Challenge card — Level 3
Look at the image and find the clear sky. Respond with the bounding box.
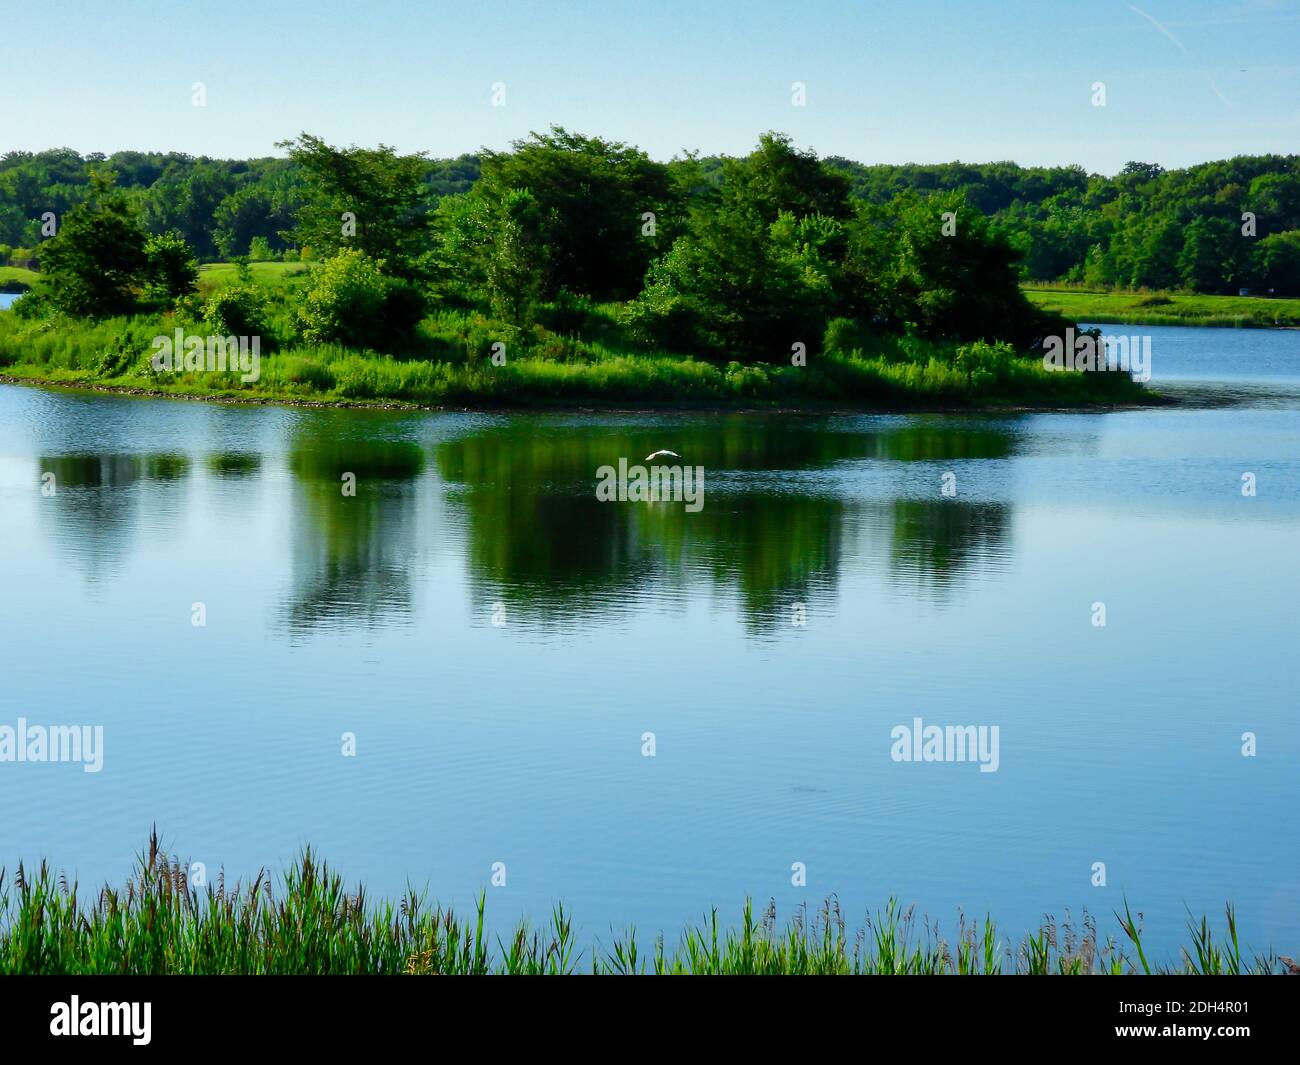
[5,0,1298,174]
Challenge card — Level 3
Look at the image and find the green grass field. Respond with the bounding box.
[0,832,1287,974]
[1023,284,1300,327]
[0,265,38,291]
[197,260,312,290]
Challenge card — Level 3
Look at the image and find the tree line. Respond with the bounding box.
[4,141,1298,297]
[12,129,1071,367]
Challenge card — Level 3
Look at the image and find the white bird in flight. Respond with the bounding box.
[645,449,680,461]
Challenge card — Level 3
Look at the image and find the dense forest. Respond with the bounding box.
[3,142,1298,295]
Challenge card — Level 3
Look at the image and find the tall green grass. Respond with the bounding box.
[0,302,1151,410]
[0,268,1152,410]
[0,832,1287,975]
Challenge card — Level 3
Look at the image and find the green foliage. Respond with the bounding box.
[296,248,425,348]
[721,132,852,224]
[628,138,1052,360]
[143,231,199,302]
[859,192,1059,346]
[475,126,677,301]
[0,296,1150,411]
[36,170,150,317]
[1255,230,1300,293]
[486,188,547,325]
[822,315,876,356]
[5,144,1300,295]
[202,281,268,337]
[5,127,1208,405]
[277,134,434,280]
[627,136,855,361]
[211,172,301,258]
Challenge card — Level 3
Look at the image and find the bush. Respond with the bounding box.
[536,289,599,336]
[203,282,268,337]
[94,334,138,378]
[296,249,426,350]
[823,316,876,357]
[143,232,199,302]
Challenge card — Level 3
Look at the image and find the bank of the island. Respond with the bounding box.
[0,264,1158,413]
[1,132,1182,414]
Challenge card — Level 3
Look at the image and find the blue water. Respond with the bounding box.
[0,322,1297,964]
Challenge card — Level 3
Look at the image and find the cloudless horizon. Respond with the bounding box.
[4,0,1299,173]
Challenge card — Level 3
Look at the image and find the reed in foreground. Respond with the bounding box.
[0,832,1290,975]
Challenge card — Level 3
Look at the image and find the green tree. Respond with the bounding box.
[143,231,199,302]
[279,134,435,280]
[487,188,548,325]
[213,175,301,258]
[1253,230,1300,294]
[37,170,149,316]
[718,132,852,225]
[849,192,1055,347]
[1177,217,1236,292]
[1130,218,1183,290]
[475,127,677,301]
[630,218,840,361]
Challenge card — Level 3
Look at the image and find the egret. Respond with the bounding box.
[645,449,680,461]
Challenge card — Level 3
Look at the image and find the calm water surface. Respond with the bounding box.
[0,323,1297,960]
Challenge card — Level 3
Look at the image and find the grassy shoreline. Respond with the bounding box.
[6,265,1287,412]
[14,264,1296,412]
[1,834,1288,975]
[0,274,1155,412]
[0,367,1167,415]
[1024,284,1300,328]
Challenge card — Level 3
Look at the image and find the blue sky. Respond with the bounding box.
[5,0,1298,173]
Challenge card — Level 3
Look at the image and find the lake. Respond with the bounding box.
[0,322,1297,962]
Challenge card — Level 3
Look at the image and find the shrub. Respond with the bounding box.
[203,282,268,337]
[143,232,199,302]
[536,289,598,336]
[296,249,426,350]
[823,316,876,357]
[94,334,138,378]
